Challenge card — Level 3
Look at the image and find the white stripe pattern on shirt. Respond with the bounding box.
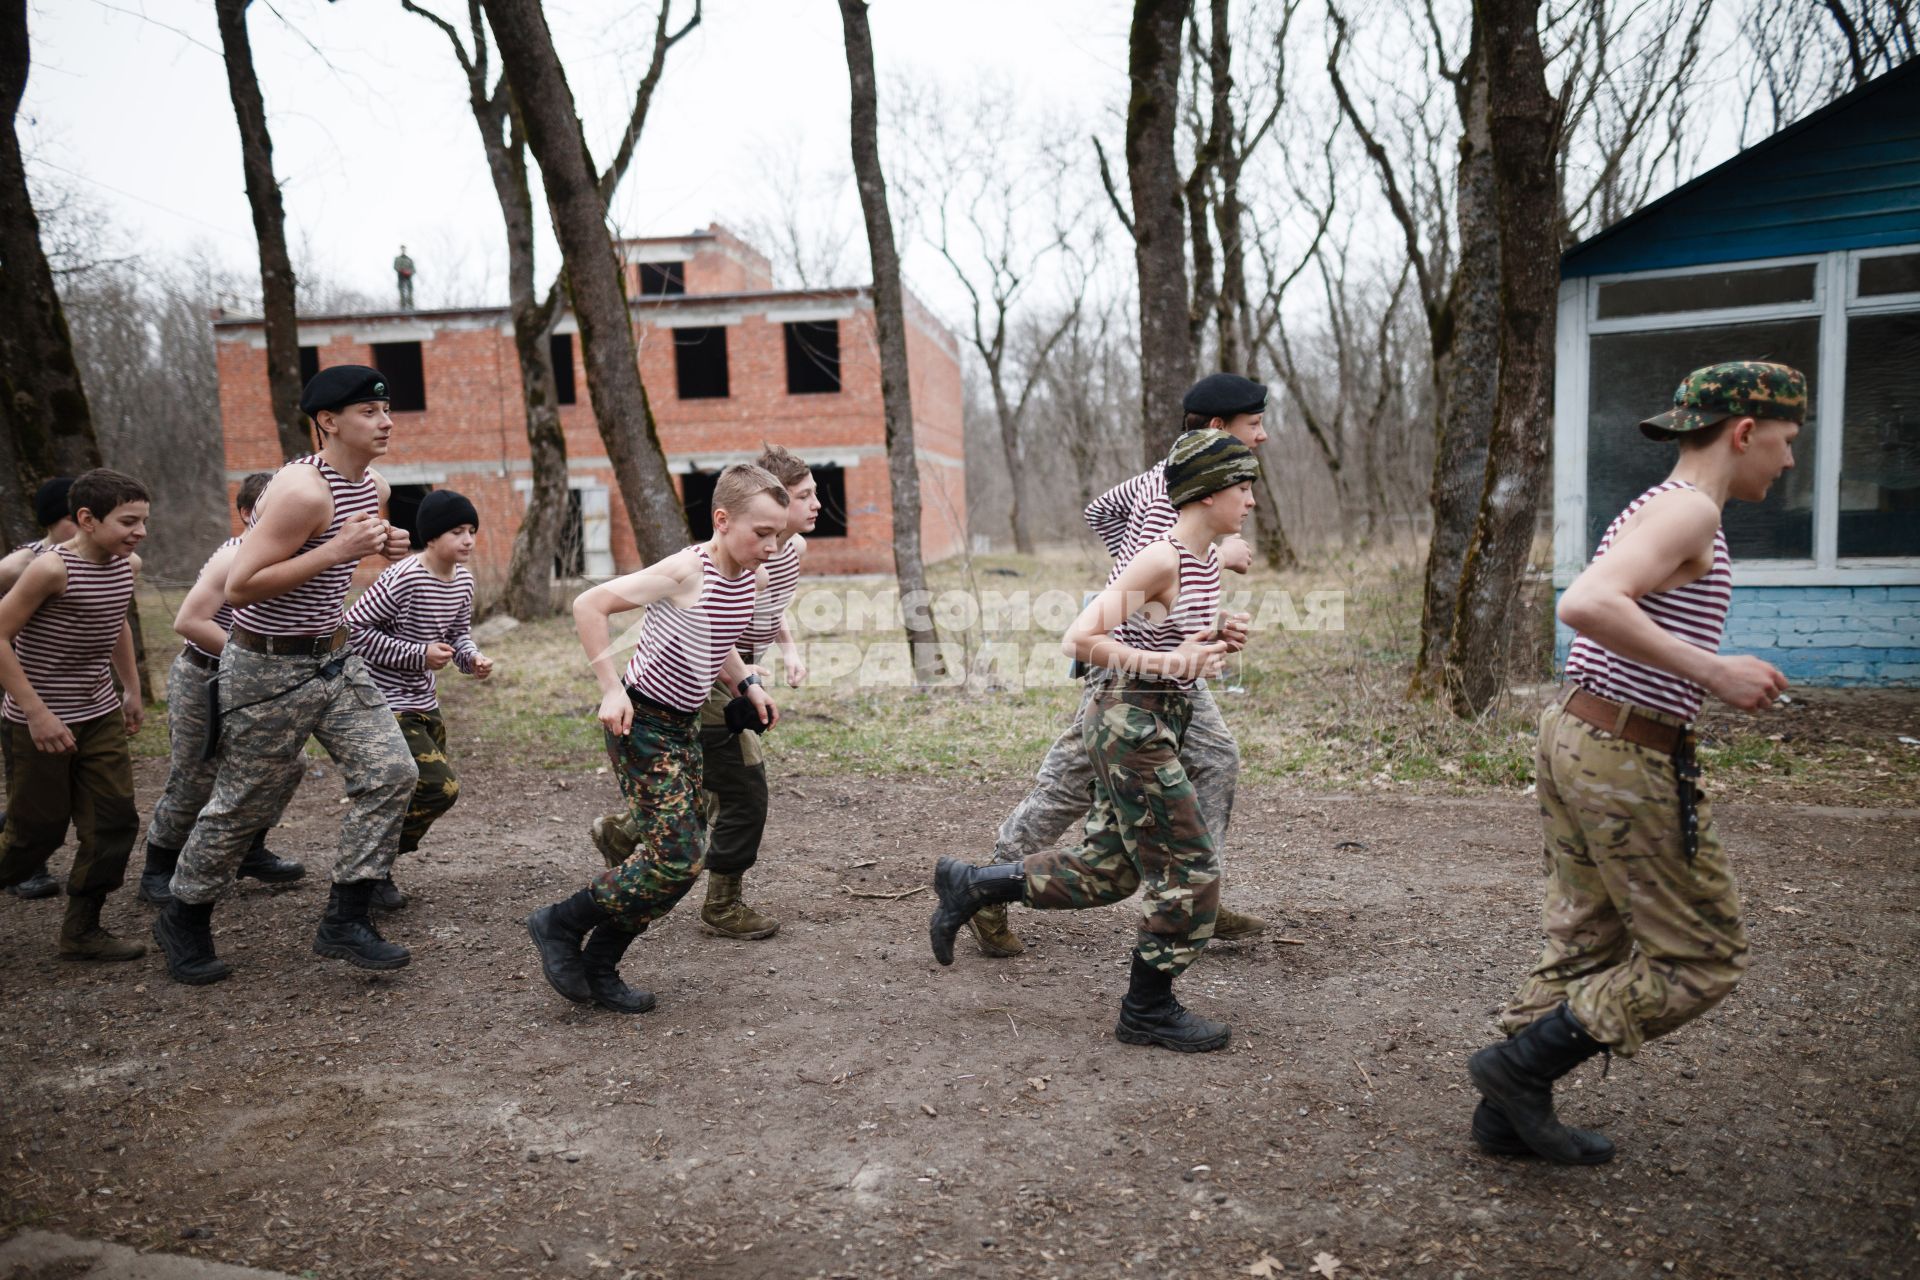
[2,546,134,726]
[738,536,803,659]
[345,556,479,712]
[1085,463,1178,582]
[233,454,380,637]
[1112,535,1222,689]
[1565,479,1732,722]
[183,536,243,662]
[624,546,759,713]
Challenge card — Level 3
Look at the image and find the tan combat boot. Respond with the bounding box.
[699,872,780,940]
[1213,905,1267,940]
[58,893,147,962]
[589,812,638,869]
[967,904,1026,957]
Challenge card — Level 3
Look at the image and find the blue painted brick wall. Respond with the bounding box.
[1554,585,1920,686]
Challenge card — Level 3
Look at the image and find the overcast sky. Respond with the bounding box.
[23,0,1133,319]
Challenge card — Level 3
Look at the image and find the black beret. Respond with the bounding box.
[300,364,392,417]
[1182,372,1267,420]
[416,488,479,546]
[35,476,75,528]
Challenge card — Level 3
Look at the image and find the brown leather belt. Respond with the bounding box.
[229,623,348,657]
[180,645,219,672]
[1562,684,1687,755]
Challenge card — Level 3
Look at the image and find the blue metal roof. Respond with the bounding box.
[1562,60,1920,278]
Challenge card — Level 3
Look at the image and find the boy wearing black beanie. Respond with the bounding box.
[345,489,495,908]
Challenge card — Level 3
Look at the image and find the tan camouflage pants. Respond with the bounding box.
[148,651,304,852]
[1500,697,1750,1057]
[397,709,460,854]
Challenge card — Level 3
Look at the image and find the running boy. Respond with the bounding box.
[1467,362,1801,1165]
[589,444,820,940]
[346,488,495,909]
[138,472,307,906]
[528,464,787,1014]
[0,475,78,899]
[930,430,1259,1052]
[0,468,149,959]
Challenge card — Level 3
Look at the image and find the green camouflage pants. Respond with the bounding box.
[0,715,137,896]
[696,682,767,876]
[148,651,304,851]
[993,676,1237,864]
[397,709,460,854]
[171,647,416,903]
[1500,696,1750,1057]
[1020,683,1220,976]
[590,697,705,931]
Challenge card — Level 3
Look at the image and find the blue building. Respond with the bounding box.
[1554,60,1919,686]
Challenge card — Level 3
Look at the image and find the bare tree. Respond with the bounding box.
[214,0,308,463]
[404,0,697,617]
[837,0,941,680]
[1740,0,1915,142]
[736,137,859,290]
[478,0,690,569]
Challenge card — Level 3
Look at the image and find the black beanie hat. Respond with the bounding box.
[416,489,479,546]
[35,477,75,528]
[300,364,391,418]
[1182,372,1267,420]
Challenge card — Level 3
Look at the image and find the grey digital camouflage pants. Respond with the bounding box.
[993,677,1238,864]
[147,650,305,852]
[171,646,415,904]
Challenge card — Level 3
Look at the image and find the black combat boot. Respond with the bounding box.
[152,899,232,985]
[8,862,59,900]
[1467,1004,1609,1164]
[1114,951,1231,1052]
[236,832,305,885]
[928,857,1026,966]
[526,889,609,1004]
[137,842,181,905]
[1471,1099,1615,1163]
[312,880,411,970]
[368,876,409,911]
[580,924,655,1014]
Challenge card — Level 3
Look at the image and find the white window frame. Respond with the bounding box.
[1555,246,1920,587]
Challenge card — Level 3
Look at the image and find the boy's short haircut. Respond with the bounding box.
[69,468,150,521]
[712,463,789,521]
[237,472,274,512]
[755,444,814,490]
[1673,419,1735,451]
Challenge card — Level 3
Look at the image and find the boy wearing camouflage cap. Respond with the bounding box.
[1468,361,1801,1165]
[929,430,1258,1053]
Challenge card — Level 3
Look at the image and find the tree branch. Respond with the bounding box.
[1091,134,1136,240]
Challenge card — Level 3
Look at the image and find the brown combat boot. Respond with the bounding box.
[58,892,147,962]
[967,904,1026,957]
[1213,905,1267,940]
[589,812,637,869]
[699,872,780,940]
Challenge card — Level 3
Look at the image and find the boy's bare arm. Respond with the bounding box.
[227,469,386,607]
[0,546,37,597]
[1062,544,1230,682]
[111,619,142,734]
[0,554,73,750]
[574,553,700,733]
[174,543,240,656]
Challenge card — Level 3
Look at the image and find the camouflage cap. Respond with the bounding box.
[1639,361,1807,440]
[1164,428,1260,508]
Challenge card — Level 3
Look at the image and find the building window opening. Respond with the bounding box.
[550,333,577,405]
[681,468,719,540]
[298,345,320,387]
[785,320,841,394]
[370,341,427,412]
[674,327,731,400]
[637,261,685,297]
[809,464,849,538]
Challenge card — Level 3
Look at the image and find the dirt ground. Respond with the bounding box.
[1,755,1914,1280]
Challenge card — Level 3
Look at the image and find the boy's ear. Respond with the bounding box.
[1730,416,1757,451]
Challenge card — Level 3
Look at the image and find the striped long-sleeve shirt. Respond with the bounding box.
[2,546,134,727]
[345,556,479,713]
[1084,462,1176,582]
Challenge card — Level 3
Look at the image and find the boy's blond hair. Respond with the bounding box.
[712,463,789,522]
[755,444,814,490]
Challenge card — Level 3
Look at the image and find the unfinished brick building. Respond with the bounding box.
[212,225,966,589]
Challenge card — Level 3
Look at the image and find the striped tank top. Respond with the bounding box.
[233,455,380,637]
[1112,535,1222,688]
[345,557,480,712]
[623,546,759,713]
[1087,462,1178,584]
[1566,480,1732,722]
[738,536,803,660]
[183,536,243,662]
[2,546,135,726]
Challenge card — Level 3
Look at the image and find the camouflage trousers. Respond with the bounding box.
[171,646,416,904]
[589,694,706,931]
[601,681,768,875]
[397,709,460,855]
[148,650,304,852]
[994,675,1237,865]
[1499,695,1750,1057]
[0,715,137,896]
[1020,681,1221,977]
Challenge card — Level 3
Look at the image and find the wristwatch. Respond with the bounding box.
[737,673,764,696]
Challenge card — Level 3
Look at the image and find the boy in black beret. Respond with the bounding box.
[345,488,494,908]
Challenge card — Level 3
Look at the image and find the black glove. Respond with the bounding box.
[724,695,769,736]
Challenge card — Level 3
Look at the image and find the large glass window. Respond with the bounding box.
[1595,263,1816,319]
[1586,317,1819,559]
[1839,310,1920,558]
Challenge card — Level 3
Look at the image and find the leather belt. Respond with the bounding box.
[180,646,220,672]
[229,623,349,657]
[1562,684,1687,756]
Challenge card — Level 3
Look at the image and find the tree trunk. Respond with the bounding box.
[837,0,942,680]
[986,366,1034,555]
[214,0,307,462]
[1446,0,1561,716]
[1412,35,1502,695]
[1127,0,1193,465]
[479,0,687,568]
